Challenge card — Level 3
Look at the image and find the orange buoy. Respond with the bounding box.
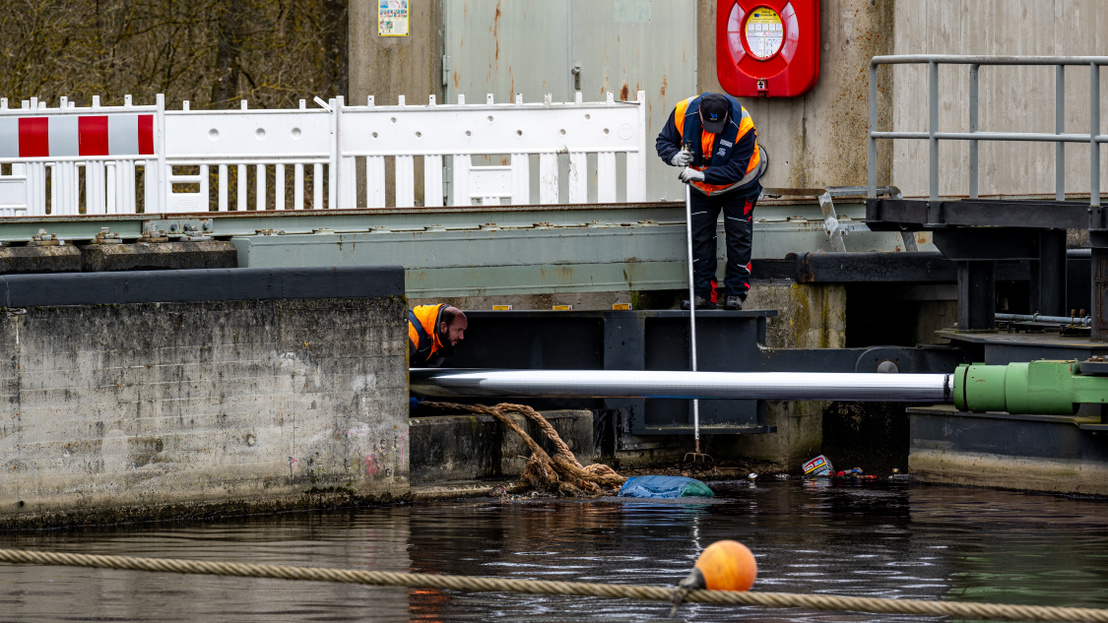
[691,540,757,591]
[670,540,758,617]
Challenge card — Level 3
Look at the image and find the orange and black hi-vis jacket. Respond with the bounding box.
[655,93,766,196]
[408,304,447,367]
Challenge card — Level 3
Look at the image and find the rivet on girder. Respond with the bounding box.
[139,229,169,243]
[91,227,123,245]
[27,229,60,247]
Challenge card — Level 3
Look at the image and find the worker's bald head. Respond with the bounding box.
[438,306,467,347]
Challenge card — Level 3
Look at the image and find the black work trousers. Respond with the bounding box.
[689,185,759,300]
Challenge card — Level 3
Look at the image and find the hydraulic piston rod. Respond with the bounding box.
[412,360,1108,416]
[410,369,953,403]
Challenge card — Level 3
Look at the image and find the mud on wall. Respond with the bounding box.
[0,296,409,524]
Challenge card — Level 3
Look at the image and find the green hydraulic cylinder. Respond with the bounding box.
[953,360,1108,415]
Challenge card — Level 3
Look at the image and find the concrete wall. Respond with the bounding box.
[0,241,237,275]
[909,406,1108,497]
[890,1,1108,198]
[348,0,443,206]
[699,0,1108,198]
[348,1,1108,199]
[698,0,895,192]
[0,267,408,526]
[409,410,594,485]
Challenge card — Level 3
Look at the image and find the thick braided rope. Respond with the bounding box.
[505,406,624,484]
[425,402,557,472]
[0,549,1105,621]
[498,402,582,466]
[421,401,626,489]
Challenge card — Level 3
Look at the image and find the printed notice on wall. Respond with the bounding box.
[378,0,408,37]
[745,8,784,60]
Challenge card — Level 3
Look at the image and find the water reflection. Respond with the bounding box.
[0,482,1105,622]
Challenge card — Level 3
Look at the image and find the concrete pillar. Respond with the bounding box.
[715,283,846,470]
[349,0,443,206]
[349,0,443,106]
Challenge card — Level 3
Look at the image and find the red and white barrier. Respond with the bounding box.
[0,114,154,158]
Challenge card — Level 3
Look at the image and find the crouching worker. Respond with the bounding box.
[408,304,467,413]
[408,303,467,368]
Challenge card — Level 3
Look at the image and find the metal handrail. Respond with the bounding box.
[867,54,1108,206]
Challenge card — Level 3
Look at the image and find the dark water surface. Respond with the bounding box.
[1,480,1107,622]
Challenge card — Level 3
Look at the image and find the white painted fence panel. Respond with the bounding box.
[0,91,647,214]
[0,164,28,217]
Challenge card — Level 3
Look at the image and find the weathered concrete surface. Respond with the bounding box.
[910,450,1108,498]
[909,405,1108,497]
[410,410,594,484]
[0,267,409,527]
[891,1,1108,198]
[81,241,237,272]
[0,245,82,274]
[349,2,442,107]
[822,401,913,475]
[707,400,825,472]
[748,282,848,350]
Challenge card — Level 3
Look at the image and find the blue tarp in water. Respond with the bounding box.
[617,475,714,498]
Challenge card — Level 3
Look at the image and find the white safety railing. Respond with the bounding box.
[0,91,647,215]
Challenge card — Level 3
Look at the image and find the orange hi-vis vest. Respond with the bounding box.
[408,304,446,367]
[674,95,763,195]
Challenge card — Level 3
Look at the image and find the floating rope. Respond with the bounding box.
[0,549,1105,622]
[421,401,625,495]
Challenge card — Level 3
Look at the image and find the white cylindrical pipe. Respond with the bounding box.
[410,369,953,403]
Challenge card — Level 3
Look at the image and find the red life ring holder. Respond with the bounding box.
[716,0,820,97]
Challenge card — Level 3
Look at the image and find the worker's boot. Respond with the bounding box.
[681,295,716,310]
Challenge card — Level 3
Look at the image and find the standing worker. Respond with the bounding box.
[657,92,767,310]
[408,303,467,367]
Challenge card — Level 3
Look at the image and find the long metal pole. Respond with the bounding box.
[410,369,953,403]
[684,182,701,453]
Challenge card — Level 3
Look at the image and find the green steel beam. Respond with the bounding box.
[0,199,931,296]
[0,199,877,241]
